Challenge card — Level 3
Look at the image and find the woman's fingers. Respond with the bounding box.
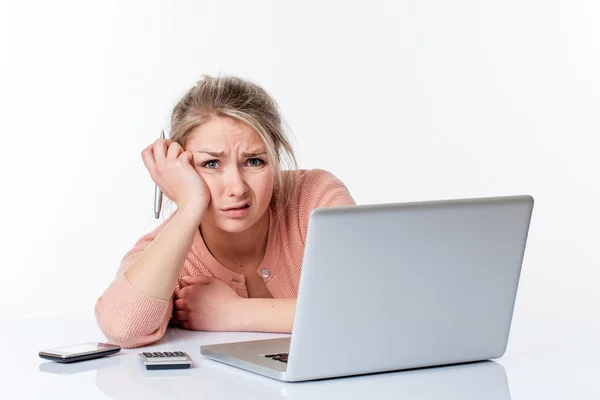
[174,310,188,322]
[141,145,157,178]
[182,275,213,285]
[175,286,188,299]
[140,139,179,200]
[174,298,186,310]
[166,141,184,160]
[153,139,170,175]
[140,137,208,213]
[178,150,196,171]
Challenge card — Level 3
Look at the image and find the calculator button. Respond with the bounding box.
[164,352,173,357]
[153,352,164,357]
[143,352,153,357]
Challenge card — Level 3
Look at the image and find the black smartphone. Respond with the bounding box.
[39,342,121,363]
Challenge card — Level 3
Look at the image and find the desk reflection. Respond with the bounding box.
[93,354,512,400]
[39,354,121,375]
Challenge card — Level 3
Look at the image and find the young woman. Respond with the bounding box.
[95,75,355,348]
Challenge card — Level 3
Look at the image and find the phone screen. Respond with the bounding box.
[42,343,115,357]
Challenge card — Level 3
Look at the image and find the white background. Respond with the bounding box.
[1,0,598,331]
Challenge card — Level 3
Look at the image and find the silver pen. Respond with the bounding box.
[154,130,165,219]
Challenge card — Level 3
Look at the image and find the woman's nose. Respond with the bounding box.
[225,168,248,197]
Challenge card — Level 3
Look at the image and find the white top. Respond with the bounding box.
[3,317,599,399]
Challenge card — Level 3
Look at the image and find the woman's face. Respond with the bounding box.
[185,116,275,233]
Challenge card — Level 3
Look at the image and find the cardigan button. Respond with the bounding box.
[261,269,271,279]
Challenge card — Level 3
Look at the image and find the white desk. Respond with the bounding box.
[2,317,599,399]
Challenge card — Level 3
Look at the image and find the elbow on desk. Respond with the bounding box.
[99,323,163,349]
[94,300,166,349]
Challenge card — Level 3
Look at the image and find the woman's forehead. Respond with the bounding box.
[185,117,264,150]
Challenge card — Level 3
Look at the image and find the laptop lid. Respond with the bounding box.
[286,195,534,381]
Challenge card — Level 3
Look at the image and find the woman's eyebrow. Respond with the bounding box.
[195,150,225,157]
[242,151,267,157]
[194,149,266,157]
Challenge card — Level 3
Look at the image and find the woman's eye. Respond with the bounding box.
[247,158,264,167]
[203,160,219,169]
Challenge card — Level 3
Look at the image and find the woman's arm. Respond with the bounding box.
[174,276,296,333]
[95,208,204,348]
[234,298,296,333]
[124,208,203,300]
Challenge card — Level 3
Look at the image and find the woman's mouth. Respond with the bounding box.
[221,203,251,218]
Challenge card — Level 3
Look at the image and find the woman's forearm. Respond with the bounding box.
[124,208,203,300]
[234,298,296,333]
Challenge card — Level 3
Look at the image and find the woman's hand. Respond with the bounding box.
[173,276,243,331]
[141,138,210,218]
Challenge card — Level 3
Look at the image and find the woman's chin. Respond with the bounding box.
[216,216,260,233]
[217,222,252,233]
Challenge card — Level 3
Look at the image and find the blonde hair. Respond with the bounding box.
[168,74,299,216]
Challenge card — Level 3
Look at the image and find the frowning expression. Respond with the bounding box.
[185,116,274,233]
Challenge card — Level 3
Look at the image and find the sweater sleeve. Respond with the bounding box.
[298,169,356,243]
[94,215,180,348]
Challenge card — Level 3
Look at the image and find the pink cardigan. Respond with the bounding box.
[95,169,355,348]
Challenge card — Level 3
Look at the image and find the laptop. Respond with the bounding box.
[201,195,534,382]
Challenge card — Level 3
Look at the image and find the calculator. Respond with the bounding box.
[139,351,192,370]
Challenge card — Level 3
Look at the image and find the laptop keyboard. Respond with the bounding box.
[264,353,288,363]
